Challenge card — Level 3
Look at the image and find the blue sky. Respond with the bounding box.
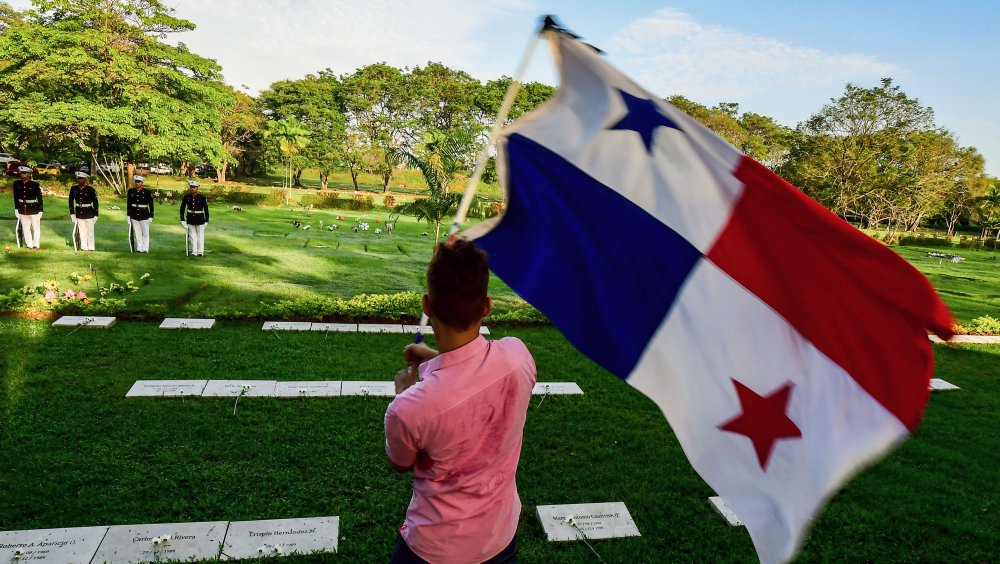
[11,0,999,175]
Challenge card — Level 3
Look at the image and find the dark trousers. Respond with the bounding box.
[391,535,518,564]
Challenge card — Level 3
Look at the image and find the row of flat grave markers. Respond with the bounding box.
[50,317,218,330]
[928,334,1000,344]
[126,380,585,398]
[0,516,339,563]
[1,505,643,563]
[262,321,492,335]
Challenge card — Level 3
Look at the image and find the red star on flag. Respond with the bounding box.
[718,379,802,470]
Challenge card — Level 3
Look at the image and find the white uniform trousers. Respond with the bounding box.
[19,213,42,248]
[131,218,152,252]
[188,223,206,256]
[77,217,97,251]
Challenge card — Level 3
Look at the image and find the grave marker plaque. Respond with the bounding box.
[159,318,216,330]
[202,380,277,397]
[310,323,357,333]
[532,382,585,395]
[402,325,491,335]
[272,382,342,398]
[708,497,744,526]
[0,526,108,564]
[51,316,116,329]
[126,380,208,397]
[357,324,405,334]
[90,521,226,563]
[262,322,312,332]
[536,502,640,541]
[340,381,396,397]
[929,334,1000,344]
[221,517,339,560]
[930,378,960,391]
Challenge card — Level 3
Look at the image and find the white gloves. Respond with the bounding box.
[181,221,188,229]
[13,211,19,219]
[70,214,77,223]
[149,217,153,223]
[38,212,42,218]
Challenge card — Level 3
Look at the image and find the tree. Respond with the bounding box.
[389,131,478,247]
[217,87,266,182]
[737,112,792,170]
[263,118,310,201]
[341,63,414,191]
[780,78,936,231]
[476,77,556,127]
[259,71,346,189]
[909,132,989,236]
[0,0,230,195]
[972,179,1000,240]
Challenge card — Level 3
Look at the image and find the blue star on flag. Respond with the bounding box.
[608,89,683,152]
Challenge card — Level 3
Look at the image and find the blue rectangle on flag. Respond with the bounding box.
[476,133,702,378]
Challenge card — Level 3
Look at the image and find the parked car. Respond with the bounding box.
[0,153,15,165]
[36,162,60,175]
[7,161,38,176]
[149,163,173,175]
[95,161,121,173]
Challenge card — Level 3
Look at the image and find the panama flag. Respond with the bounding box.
[464,27,954,563]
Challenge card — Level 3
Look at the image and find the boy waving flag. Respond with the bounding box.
[463,19,954,564]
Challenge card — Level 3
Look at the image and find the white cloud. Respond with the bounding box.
[162,0,535,92]
[606,8,901,102]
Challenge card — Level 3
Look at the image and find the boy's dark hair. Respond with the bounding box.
[427,239,489,330]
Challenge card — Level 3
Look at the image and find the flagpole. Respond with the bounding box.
[445,20,545,246]
[414,18,546,338]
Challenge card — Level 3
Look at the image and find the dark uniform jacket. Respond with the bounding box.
[68,184,99,220]
[180,193,210,225]
[13,180,43,215]
[126,187,154,220]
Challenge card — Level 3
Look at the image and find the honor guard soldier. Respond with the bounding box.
[180,180,209,256]
[13,165,43,248]
[68,171,99,251]
[126,175,154,252]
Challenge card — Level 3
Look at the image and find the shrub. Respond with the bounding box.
[301,192,345,209]
[264,188,286,207]
[349,193,375,211]
[960,315,1000,335]
[898,234,953,248]
[383,194,396,207]
[205,184,271,205]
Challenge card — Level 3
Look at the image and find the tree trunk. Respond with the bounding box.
[349,165,360,191]
[293,167,304,187]
[947,216,958,238]
[126,162,135,190]
[320,170,328,190]
[217,162,228,183]
[381,161,392,192]
[433,221,442,250]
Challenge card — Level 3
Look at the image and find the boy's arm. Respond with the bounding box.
[385,405,417,473]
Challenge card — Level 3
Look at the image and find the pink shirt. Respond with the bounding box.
[385,336,536,564]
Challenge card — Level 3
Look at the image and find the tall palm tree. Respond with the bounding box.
[263,118,310,203]
[389,130,480,248]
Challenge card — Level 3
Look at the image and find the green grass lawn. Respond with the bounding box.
[2,194,999,325]
[0,320,995,562]
[0,193,524,319]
